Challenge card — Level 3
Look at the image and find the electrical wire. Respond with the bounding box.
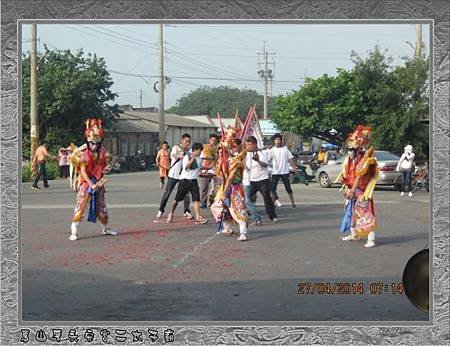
[62,25,152,54]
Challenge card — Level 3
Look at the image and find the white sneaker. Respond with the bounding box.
[167,213,174,223]
[222,228,234,236]
[400,192,405,197]
[275,200,282,207]
[69,234,78,241]
[272,218,279,223]
[408,192,413,197]
[238,234,247,241]
[103,228,118,236]
[156,211,163,218]
[364,240,376,248]
[342,234,357,241]
[184,211,194,220]
[70,222,79,240]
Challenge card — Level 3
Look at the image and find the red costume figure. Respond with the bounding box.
[336,125,379,248]
[69,119,118,240]
[210,111,253,241]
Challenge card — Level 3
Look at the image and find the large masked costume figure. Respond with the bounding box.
[69,119,118,240]
[336,125,379,248]
[210,120,249,241]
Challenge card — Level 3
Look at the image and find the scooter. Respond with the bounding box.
[411,166,429,192]
[290,163,316,185]
[111,161,121,173]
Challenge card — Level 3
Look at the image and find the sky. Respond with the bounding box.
[21,23,430,109]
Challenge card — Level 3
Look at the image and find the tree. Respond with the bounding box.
[271,46,429,157]
[350,47,429,157]
[22,47,120,159]
[272,68,366,145]
[167,85,276,117]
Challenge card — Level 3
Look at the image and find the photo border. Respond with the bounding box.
[1,0,449,344]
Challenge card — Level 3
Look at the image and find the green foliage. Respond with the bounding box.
[272,46,429,158]
[168,85,276,117]
[22,47,120,159]
[45,161,59,180]
[21,161,58,182]
[22,162,32,182]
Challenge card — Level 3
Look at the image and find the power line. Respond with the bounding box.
[165,55,238,81]
[79,25,157,51]
[165,43,253,77]
[166,24,418,37]
[114,53,151,84]
[117,26,154,40]
[92,24,157,48]
[165,42,257,79]
[62,25,152,54]
[108,68,304,83]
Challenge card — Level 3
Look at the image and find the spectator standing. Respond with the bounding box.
[396,144,416,197]
[58,147,70,179]
[31,141,54,190]
[269,133,298,209]
[156,141,171,189]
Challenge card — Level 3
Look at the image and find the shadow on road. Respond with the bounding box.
[22,269,427,322]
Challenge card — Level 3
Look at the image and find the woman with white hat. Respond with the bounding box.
[396,145,415,197]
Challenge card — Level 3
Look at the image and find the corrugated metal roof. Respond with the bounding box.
[105,113,159,133]
[210,118,236,129]
[125,110,215,128]
[183,115,213,125]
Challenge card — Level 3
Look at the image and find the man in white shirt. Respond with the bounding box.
[269,133,298,208]
[245,136,278,222]
[167,142,208,224]
[155,133,193,221]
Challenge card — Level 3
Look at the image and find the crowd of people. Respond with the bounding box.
[152,129,304,241]
[31,142,73,190]
[30,117,420,248]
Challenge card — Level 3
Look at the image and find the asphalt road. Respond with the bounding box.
[21,171,430,321]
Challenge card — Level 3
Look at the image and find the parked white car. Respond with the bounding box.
[315,151,402,190]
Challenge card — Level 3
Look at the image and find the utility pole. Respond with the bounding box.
[263,41,268,119]
[30,23,38,175]
[258,41,275,119]
[414,24,423,59]
[157,24,165,143]
[139,89,143,108]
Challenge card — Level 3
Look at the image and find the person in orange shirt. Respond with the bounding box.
[156,141,171,189]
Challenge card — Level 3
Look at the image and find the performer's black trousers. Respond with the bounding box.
[159,177,190,213]
[271,173,293,200]
[250,179,277,220]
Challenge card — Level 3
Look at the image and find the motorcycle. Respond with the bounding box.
[136,150,147,171]
[411,165,429,192]
[111,161,121,173]
[289,162,316,185]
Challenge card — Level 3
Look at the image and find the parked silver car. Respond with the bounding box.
[316,151,402,189]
